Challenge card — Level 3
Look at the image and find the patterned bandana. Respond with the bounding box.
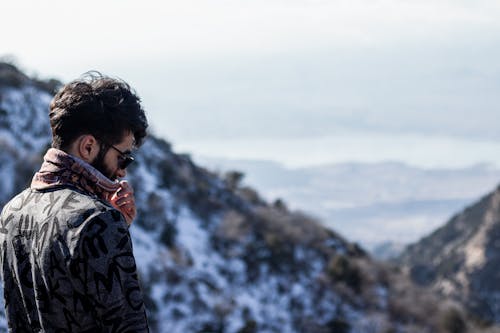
[31,148,121,203]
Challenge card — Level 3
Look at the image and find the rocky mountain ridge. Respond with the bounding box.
[0,62,496,333]
[400,184,500,325]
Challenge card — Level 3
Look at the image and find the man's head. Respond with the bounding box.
[49,72,148,180]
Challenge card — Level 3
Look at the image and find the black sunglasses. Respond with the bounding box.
[109,145,135,169]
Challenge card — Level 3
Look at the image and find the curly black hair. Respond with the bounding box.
[49,72,148,150]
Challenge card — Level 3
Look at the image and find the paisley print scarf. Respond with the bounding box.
[31,148,120,202]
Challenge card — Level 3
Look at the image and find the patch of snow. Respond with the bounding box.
[374,286,389,310]
[176,207,224,276]
[0,87,51,153]
[133,162,160,195]
[131,224,169,272]
[0,157,15,204]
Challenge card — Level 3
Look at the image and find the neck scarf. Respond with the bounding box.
[31,148,120,202]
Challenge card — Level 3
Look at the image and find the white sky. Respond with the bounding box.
[2,0,500,168]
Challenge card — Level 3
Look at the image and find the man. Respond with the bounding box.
[0,73,149,332]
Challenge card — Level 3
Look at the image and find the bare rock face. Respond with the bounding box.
[400,186,500,323]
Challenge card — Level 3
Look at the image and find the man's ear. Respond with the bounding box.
[76,135,100,162]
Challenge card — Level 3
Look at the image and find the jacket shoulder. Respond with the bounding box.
[52,188,124,229]
[1,186,122,230]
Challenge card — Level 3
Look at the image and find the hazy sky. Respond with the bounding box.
[3,0,500,168]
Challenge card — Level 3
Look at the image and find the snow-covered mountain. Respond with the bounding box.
[0,63,495,333]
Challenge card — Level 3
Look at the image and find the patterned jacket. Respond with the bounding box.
[0,185,149,332]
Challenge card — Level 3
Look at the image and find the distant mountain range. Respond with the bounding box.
[196,156,500,253]
[1,62,499,332]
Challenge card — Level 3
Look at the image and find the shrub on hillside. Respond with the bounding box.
[0,62,29,88]
[253,206,332,249]
[224,170,244,190]
[236,186,262,205]
[439,306,467,333]
[215,210,251,245]
[326,255,362,293]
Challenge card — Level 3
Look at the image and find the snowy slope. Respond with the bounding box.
[126,137,372,332]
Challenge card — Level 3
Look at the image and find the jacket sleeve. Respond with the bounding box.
[71,209,149,332]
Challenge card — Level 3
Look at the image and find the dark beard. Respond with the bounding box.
[91,145,115,181]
